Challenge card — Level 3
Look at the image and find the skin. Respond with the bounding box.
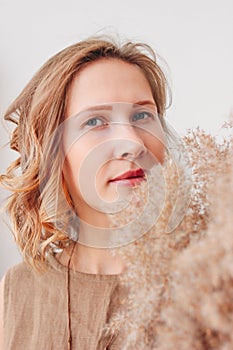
[58,58,165,274]
[0,58,166,346]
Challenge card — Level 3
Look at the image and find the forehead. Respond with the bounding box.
[66,58,154,118]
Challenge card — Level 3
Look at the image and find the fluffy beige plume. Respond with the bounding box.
[102,117,233,349]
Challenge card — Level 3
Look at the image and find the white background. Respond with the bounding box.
[0,0,232,278]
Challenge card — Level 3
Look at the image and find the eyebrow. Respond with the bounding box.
[83,100,156,112]
[133,100,157,108]
[84,105,113,112]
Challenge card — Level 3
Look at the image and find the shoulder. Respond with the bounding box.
[3,261,52,305]
[2,262,32,315]
[4,258,64,299]
[5,260,31,276]
[3,261,32,291]
[2,261,55,319]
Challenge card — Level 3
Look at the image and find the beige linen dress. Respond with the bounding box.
[3,252,126,349]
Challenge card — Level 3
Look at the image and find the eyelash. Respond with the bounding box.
[132,111,154,122]
[84,112,155,128]
[85,117,106,127]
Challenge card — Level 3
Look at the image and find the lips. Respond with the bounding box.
[109,168,146,182]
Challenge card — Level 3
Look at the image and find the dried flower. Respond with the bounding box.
[102,116,233,350]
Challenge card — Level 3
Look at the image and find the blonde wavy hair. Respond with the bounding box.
[0,35,171,272]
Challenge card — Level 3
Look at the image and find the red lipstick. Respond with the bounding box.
[109,168,146,187]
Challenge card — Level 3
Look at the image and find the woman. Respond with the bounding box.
[0,35,171,349]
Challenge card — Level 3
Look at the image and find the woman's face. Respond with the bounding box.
[62,58,166,224]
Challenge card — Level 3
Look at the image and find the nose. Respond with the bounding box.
[111,123,147,160]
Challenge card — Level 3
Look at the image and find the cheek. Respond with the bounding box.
[140,128,166,164]
[148,138,166,163]
[63,132,97,173]
[62,138,110,194]
[62,141,88,194]
[63,152,81,181]
[62,155,80,203]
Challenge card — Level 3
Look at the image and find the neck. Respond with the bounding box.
[56,200,127,274]
[56,240,126,275]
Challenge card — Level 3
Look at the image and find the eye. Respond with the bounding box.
[132,111,154,122]
[84,117,107,127]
